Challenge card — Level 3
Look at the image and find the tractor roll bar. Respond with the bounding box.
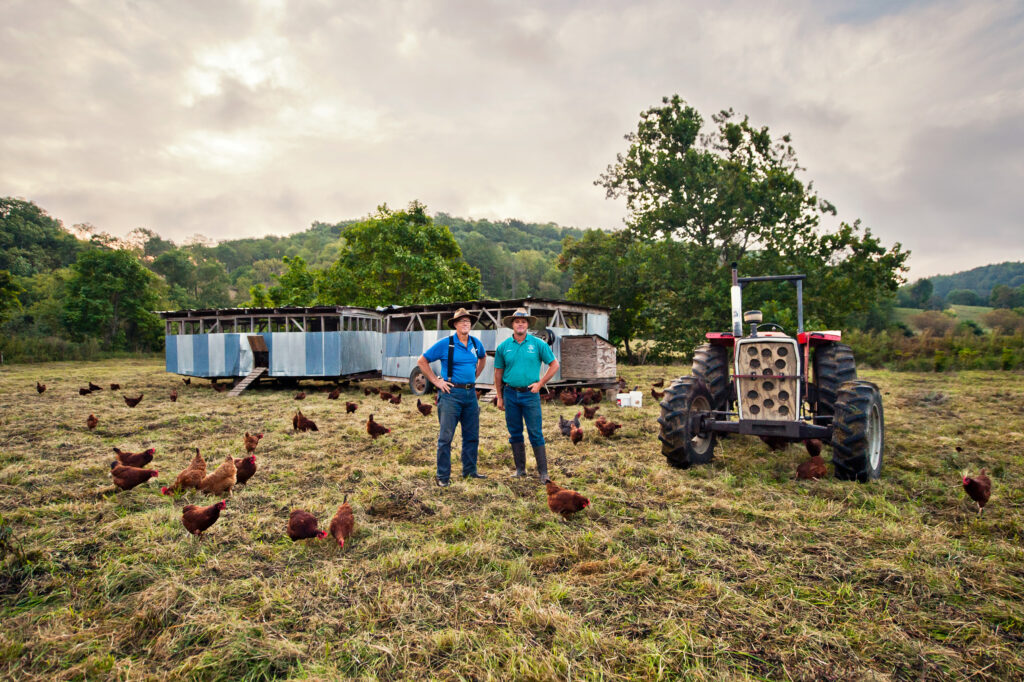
[730,263,806,334]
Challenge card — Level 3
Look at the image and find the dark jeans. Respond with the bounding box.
[503,386,545,447]
[436,387,480,480]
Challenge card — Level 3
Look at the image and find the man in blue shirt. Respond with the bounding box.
[494,307,559,482]
[416,308,487,487]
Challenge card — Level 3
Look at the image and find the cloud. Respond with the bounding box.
[0,0,1021,278]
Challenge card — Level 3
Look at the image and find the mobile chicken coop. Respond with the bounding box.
[158,298,617,396]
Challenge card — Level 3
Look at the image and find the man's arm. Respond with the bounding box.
[494,367,504,411]
[475,355,486,379]
[531,359,559,393]
[417,354,451,394]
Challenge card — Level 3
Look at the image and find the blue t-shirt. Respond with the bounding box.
[422,334,486,384]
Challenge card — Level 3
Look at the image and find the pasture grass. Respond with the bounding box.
[1,359,1023,680]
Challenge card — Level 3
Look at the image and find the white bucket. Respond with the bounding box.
[616,391,643,408]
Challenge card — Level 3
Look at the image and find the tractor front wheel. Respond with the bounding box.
[658,376,717,469]
[830,380,884,482]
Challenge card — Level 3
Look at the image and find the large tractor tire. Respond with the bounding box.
[409,367,432,396]
[691,343,731,411]
[830,380,884,482]
[658,376,717,469]
[812,343,857,415]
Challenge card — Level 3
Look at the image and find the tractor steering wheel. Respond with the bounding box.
[759,323,786,333]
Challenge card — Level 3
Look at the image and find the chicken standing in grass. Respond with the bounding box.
[559,389,577,406]
[652,378,664,388]
[36,381,46,394]
[233,455,258,486]
[583,404,600,420]
[796,455,827,480]
[294,391,306,400]
[162,449,206,494]
[114,447,155,468]
[79,387,92,396]
[570,424,584,445]
[345,401,358,413]
[124,393,143,408]
[110,462,158,491]
[328,387,341,400]
[292,410,318,432]
[110,383,120,390]
[651,388,665,400]
[243,432,263,454]
[182,500,226,537]
[366,414,390,439]
[86,414,98,431]
[88,381,103,392]
[287,509,327,541]
[329,495,355,549]
[416,399,432,417]
[182,377,191,385]
[594,416,622,437]
[389,393,402,405]
[963,469,992,514]
[804,438,823,458]
[212,383,227,393]
[169,388,178,402]
[546,480,590,520]
[199,454,237,496]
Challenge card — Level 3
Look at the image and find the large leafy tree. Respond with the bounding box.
[63,249,162,350]
[0,198,83,276]
[317,202,481,306]
[591,95,908,353]
[0,270,25,325]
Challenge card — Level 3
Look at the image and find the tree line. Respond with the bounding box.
[3,95,917,364]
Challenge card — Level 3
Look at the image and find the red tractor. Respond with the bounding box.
[658,264,884,481]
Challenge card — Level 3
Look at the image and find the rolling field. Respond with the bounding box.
[1,359,1023,680]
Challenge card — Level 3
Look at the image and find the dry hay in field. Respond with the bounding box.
[366,481,435,520]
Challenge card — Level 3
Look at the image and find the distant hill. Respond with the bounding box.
[924,262,1024,299]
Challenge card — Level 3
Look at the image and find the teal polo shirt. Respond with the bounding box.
[494,334,555,387]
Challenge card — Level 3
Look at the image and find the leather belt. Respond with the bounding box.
[505,385,533,392]
[449,383,476,389]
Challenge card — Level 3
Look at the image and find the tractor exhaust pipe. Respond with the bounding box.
[730,263,742,336]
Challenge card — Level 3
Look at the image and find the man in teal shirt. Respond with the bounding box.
[494,308,559,482]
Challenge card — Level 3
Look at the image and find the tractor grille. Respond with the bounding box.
[734,338,800,420]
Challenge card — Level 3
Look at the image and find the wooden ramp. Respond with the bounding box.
[227,367,267,396]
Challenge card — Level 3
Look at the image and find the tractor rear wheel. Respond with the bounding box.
[830,380,884,482]
[691,343,731,411]
[813,343,857,415]
[658,376,717,468]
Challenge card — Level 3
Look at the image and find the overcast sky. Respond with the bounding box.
[2,0,1022,279]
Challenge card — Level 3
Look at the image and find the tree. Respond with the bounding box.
[990,284,1024,309]
[269,256,316,306]
[589,95,908,352]
[0,198,83,276]
[63,249,162,350]
[0,270,24,325]
[946,289,983,306]
[318,202,481,306]
[908,279,934,309]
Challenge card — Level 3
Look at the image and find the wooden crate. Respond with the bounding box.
[560,335,616,380]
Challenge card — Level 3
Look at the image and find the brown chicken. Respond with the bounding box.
[169,388,178,402]
[329,495,355,549]
[327,387,341,400]
[579,392,593,406]
[114,446,155,468]
[796,455,827,480]
[346,401,358,413]
[233,455,258,485]
[182,377,191,385]
[124,393,144,408]
[559,389,577,406]
[804,438,823,458]
[181,500,226,537]
[88,381,103,392]
[416,399,433,417]
[293,410,319,432]
[162,448,206,494]
[110,383,120,390]
[389,393,402,405]
[570,424,584,445]
[36,381,46,394]
[963,469,992,514]
[199,454,237,496]
[287,509,327,541]
[546,480,591,519]
[294,391,306,400]
[365,386,380,396]
[79,387,92,396]
[110,462,159,491]
[379,391,393,402]
[211,383,228,393]
[759,436,790,451]
[366,414,390,439]
[389,384,402,393]
[583,404,600,420]
[243,432,263,453]
[652,378,664,388]
[540,390,554,402]
[651,388,665,400]
[86,414,98,430]
[594,417,622,437]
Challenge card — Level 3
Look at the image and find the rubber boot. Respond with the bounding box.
[533,444,549,483]
[510,442,527,478]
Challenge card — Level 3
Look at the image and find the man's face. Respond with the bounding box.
[454,317,472,332]
[512,318,529,335]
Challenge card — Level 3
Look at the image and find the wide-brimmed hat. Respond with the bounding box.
[502,307,537,328]
[446,307,479,329]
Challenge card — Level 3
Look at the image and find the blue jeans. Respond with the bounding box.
[503,387,545,447]
[436,387,480,480]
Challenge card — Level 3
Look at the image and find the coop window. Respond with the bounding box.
[270,317,287,332]
[306,317,323,332]
[324,316,340,332]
